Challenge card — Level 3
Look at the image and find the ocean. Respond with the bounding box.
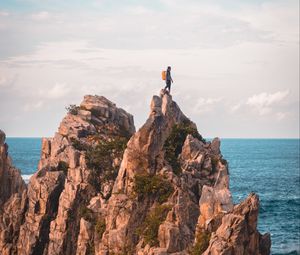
[5,138,300,255]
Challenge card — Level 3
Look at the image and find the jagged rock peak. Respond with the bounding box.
[0,129,26,206]
[0,129,5,145]
[58,95,135,139]
[0,93,271,255]
[204,193,271,255]
[0,130,26,255]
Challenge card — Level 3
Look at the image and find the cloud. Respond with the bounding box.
[0,1,298,138]
[0,75,8,86]
[45,82,70,99]
[0,73,16,88]
[276,111,290,121]
[230,102,242,113]
[24,101,44,112]
[246,90,289,115]
[0,0,284,59]
[0,11,9,17]
[30,11,50,21]
[193,97,223,114]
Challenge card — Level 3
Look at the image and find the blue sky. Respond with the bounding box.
[0,0,299,138]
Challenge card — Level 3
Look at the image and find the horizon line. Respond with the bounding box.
[5,136,300,140]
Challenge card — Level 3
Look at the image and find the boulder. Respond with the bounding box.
[0,130,5,145]
[203,193,271,255]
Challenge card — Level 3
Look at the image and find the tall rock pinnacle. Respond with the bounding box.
[0,92,271,255]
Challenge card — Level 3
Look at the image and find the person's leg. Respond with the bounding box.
[164,80,169,91]
[167,81,171,92]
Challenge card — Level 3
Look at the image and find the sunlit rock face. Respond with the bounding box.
[0,92,270,255]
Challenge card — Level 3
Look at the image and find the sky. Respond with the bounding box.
[0,0,299,138]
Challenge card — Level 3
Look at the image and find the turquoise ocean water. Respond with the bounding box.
[5,138,300,254]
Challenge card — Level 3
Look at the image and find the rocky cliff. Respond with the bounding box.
[0,92,271,255]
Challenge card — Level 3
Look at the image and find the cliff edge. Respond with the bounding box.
[0,92,271,255]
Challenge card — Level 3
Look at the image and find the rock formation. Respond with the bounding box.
[0,92,271,254]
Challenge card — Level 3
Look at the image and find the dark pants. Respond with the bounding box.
[165,80,171,92]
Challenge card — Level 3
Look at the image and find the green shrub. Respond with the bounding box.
[210,155,219,171]
[57,161,69,175]
[133,174,174,204]
[95,217,106,239]
[66,104,80,115]
[164,123,204,175]
[86,241,95,255]
[86,136,128,188]
[79,205,94,222]
[138,205,171,247]
[70,137,88,151]
[220,158,228,166]
[190,230,211,255]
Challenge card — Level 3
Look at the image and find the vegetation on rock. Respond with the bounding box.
[190,229,211,255]
[70,137,88,151]
[138,204,171,247]
[57,161,69,175]
[95,217,106,239]
[164,122,204,174]
[65,104,80,115]
[79,205,94,222]
[133,174,174,204]
[86,136,128,191]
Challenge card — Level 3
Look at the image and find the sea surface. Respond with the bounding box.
[5,138,300,255]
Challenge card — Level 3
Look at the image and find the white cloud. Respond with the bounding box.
[246,90,289,115]
[30,11,50,21]
[193,97,222,114]
[24,101,44,112]
[0,73,16,87]
[230,102,242,113]
[0,11,10,17]
[0,0,298,138]
[0,75,7,87]
[45,82,70,99]
[232,1,299,44]
[276,112,289,121]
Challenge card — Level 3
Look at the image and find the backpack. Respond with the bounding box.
[162,71,166,80]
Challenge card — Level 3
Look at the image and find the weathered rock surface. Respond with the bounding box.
[203,193,271,255]
[0,130,26,206]
[0,130,26,255]
[0,92,270,255]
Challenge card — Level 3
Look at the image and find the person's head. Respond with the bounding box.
[167,66,171,71]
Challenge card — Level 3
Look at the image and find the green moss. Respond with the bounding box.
[164,123,204,175]
[138,205,171,247]
[66,104,80,115]
[57,161,69,174]
[190,230,211,255]
[95,217,106,239]
[133,174,174,204]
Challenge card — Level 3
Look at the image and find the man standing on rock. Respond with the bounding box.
[164,66,173,93]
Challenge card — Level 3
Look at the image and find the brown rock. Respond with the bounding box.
[76,219,93,255]
[211,137,221,155]
[203,193,271,255]
[0,94,271,255]
[0,130,5,145]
